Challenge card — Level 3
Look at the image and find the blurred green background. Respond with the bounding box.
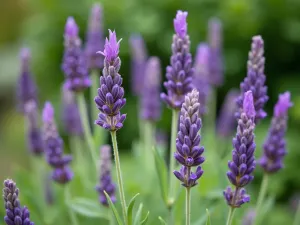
[0,0,300,224]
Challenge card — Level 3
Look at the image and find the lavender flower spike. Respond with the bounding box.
[95,30,126,131]
[3,179,34,225]
[17,48,38,113]
[85,3,104,70]
[161,10,194,109]
[236,35,268,123]
[96,145,116,206]
[129,34,148,95]
[193,43,211,116]
[42,102,73,184]
[141,57,161,121]
[173,89,205,188]
[259,92,293,173]
[224,91,256,208]
[62,17,91,92]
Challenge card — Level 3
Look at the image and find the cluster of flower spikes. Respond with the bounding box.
[62,17,91,92]
[259,92,293,173]
[3,179,34,225]
[95,145,116,206]
[236,35,268,124]
[161,10,194,110]
[224,91,256,208]
[94,30,126,131]
[42,102,73,184]
[173,89,205,188]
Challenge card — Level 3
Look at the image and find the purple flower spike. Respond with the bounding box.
[42,102,73,184]
[224,91,256,208]
[3,179,35,225]
[173,89,205,188]
[62,17,91,92]
[236,35,268,123]
[141,57,161,121]
[161,11,194,109]
[17,48,38,113]
[129,34,148,95]
[96,145,116,206]
[208,18,224,86]
[61,87,83,136]
[95,30,126,131]
[85,4,104,70]
[259,92,293,173]
[193,43,211,116]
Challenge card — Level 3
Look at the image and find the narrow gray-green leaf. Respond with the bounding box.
[140,211,150,225]
[133,203,143,225]
[158,216,167,225]
[104,191,124,225]
[205,209,211,225]
[127,193,140,225]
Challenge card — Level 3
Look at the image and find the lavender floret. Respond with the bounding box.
[62,17,91,92]
[173,89,205,188]
[94,30,126,131]
[3,179,34,225]
[236,36,268,123]
[96,145,116,206]
[224,91,256,207]
[42,102,73,184]
[259,92,293,173]
[141,57,161,121]
[161,10,194,109]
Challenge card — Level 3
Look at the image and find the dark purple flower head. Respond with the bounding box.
[42,102,73,184]
[17,48,38,113]
[223,187,250,208]
[193,43,211,116]
[62,17,91,92]
[141,57,161,121]
[3,179,35,225]
[236,35,268,123]
[259,92,293,174]
[96,145,116,206]
[224,91,256,207]
[174,10,188,38]
[95,30,126,131]
[161,11,194,109]
[129,34,148,95]
[173,89,205,188]
[85,3,104,70]
[61,87,83,136]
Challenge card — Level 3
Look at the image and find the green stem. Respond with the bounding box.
[110,208,115,225]
[293,199,300,225]
[110,131,127,225]
[253,174,269,225]
[226,207,236,225]
[64,185,79,225]
[207,88,217,132]
[77,93,97,167]
[185,187,191,225]
[144,121,155,173]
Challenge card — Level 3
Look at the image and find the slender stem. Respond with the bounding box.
[77,93,97,167]
[185,187,191,225]
[110,208,115,225]
[226,207,236,225]
[64,185,79,225]
[110,131,127,225]
[144,121,155,173]
[253,174,269,225]
[293,199,300,225]
[206,88,217,133]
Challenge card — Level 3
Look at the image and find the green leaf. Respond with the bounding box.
[133,203,143,225]
[69,197,108,219]
[104,191,124,225]
[127,193,140,225]
[158,216,167,225]
[153,147,168,204]
[205,209,211,225]
[140,211,150,225]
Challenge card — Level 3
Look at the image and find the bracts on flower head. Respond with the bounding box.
[224,91,256,208]
[42,102,73,184]
[141,57,161,121]
[3,179,35,225]
[62,17,91,92]
[96,145,116,206]
[236,35,268,123]
[94,30,126,131]
[161,10,194,110]
[173,89,205,188]
[259,92,293,173]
